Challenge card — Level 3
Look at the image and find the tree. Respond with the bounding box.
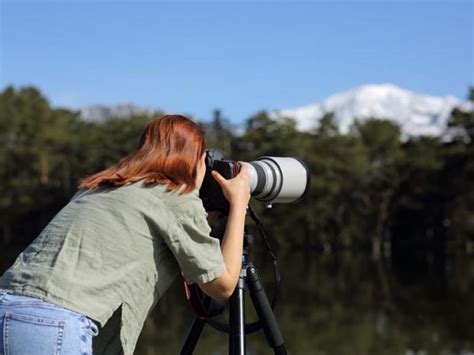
[351,119,403,257]
[204,109,234,157]
[442,89,474,243]
[0,86,82,243]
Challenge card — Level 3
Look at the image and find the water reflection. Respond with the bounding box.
[136,249,474,354]
[1,247,473,354]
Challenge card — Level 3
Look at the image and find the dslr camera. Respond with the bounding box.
[199,149,310,212]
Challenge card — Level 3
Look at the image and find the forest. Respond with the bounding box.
[0,85,473,258]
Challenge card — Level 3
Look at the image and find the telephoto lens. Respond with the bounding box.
[248,157,310,207]
[200,149,310,211]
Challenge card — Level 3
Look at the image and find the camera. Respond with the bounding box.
[199,149,310,212]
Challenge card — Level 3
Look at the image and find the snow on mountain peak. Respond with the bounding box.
[272,83,463,137]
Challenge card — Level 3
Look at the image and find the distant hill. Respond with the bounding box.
[79,103,159,122]
[77,84,468,138]
[271,84,466,137]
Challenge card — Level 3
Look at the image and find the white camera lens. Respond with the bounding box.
[248,157,310,205]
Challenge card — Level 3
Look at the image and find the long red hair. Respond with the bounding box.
[78,114,207,194]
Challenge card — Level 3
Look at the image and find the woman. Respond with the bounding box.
[0,114,250,354]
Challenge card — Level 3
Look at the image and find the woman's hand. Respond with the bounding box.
[211,162,250,209]
[199,162,250,300]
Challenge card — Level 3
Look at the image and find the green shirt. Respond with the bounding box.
[0,181,226,354]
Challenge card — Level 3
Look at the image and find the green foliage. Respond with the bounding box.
[1,85,473,252]
[442,92,474,240]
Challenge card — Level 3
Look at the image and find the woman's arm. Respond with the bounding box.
[198,163,250,300]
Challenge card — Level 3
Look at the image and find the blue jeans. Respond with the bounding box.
[0,292,99,354]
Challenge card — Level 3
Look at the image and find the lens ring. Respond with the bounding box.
[257,160,276,200]
[252,161,273,199]
[256,158,283,202]
[250,162,266,195]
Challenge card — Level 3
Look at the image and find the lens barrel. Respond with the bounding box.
[248,157,310,205]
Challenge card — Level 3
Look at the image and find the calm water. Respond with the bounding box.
[1,247,473,354]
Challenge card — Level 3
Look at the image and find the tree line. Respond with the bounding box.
[1,85,473,256]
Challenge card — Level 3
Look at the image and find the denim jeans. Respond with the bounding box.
[0,292,99,354]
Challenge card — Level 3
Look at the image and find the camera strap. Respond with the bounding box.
[248,206,281,308]
[181,272,211,320]
[182,272,226,320]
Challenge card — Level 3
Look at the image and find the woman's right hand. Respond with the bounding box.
[200,163,250,299]
[211,162,250,209]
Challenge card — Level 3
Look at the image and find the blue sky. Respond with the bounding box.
[1,0,472,123]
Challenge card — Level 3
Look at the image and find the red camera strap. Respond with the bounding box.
[181,272,210,320]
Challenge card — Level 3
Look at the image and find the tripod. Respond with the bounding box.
[180,232,287,355]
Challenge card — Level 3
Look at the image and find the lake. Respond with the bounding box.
[1,246,473,354]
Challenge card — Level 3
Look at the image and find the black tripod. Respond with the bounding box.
[180,232,287,355]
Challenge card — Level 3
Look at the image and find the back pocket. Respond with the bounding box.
[3,312,64,355]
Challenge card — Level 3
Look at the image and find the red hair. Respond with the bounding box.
[78,114,207,194]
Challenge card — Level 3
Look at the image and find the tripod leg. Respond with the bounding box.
[246,264,287,355]
[229,268,246,355]
[180,317,206,355]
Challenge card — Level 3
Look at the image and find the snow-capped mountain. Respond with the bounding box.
[272,84,465,137]
[79,103,158,122]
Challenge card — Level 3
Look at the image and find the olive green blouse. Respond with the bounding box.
[0,181,226,354]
